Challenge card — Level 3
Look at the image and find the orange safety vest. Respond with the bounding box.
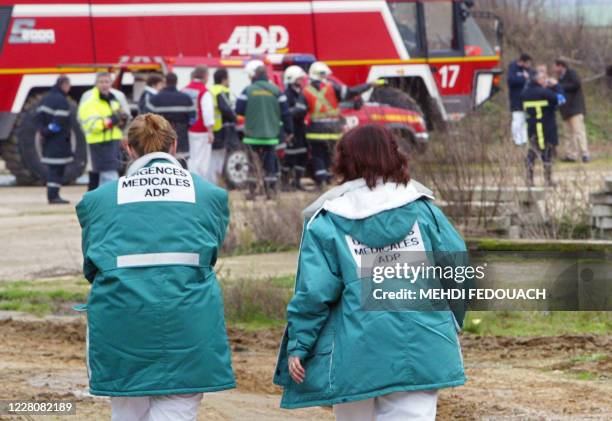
[303,82,341,122]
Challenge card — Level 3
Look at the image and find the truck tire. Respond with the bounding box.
[370,86,423,115]
[223,146,251,189]
[2,94,87,185]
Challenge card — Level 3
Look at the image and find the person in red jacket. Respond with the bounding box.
[182,65,215,178]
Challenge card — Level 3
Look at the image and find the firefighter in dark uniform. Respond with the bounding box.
[145,72,195,167]
[303,61,374,189]
[36,76,73,204]
[522,72,564,187]
[281,65,308,191]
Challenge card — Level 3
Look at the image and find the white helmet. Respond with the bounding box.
[309,61,332,81]
[245,59,265,79]
[284,65,306,85]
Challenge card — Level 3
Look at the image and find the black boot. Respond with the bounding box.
[48,186,69,204]
[280,169,292,192]
[293,168,306,191]
[88,171,100,191]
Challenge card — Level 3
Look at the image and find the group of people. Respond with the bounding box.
[76,113,466,420]
[507,53,589,186]
[37,60,376,203]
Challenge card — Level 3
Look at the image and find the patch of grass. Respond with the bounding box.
[0,278,89,317]
[227,242,296,257]
[569,371,598,381]
[464,311,612,336]
[221,277,293,329]
[569,353,608,364]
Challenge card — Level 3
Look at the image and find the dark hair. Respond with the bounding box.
[333,125,410,189]
[254,65,268,79]
[214,68,229,84]
[146,73,164,87]
[56,75,70,87]
[191,65,208,80]
[519,53,532,62]
[555,59,568,69]
[165,72,178,87]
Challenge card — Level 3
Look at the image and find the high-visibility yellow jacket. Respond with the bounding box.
[78,88,123,144]
[210,84,230,133]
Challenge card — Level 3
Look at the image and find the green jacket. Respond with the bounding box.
[236,78,290,144]
[274,179,467,408]
[75,152,235,396]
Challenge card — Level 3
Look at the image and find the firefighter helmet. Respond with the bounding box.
[284,65,306,85]
[309,61,332,81]
[245,59,265,79]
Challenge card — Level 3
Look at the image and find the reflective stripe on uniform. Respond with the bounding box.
[536,123,545,150]
[41,156,74,164]
[285,147,308,155]
[117,252,199,268]
[46,182,61,188]
[523,100,549,151]
[145,95,196,114]
[37,105,70,117]
[243,137,279,145]
[306,132,342,140]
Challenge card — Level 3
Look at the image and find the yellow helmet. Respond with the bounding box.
[309,61,332,81]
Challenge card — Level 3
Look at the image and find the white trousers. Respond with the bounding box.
[511,111,528,146]
[333,390,438,421]
[188,132,212,179]
[111,393,203,421]
[205,148,226,185]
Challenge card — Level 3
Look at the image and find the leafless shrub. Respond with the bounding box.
[478,0,612,72]
[222,194,314,254]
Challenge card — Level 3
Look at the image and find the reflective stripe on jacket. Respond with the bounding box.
[76,152,235,396]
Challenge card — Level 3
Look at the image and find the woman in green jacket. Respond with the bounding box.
[274,125,468,420]
[76,114,235,420]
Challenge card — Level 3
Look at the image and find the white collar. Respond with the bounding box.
[126,152,182,176]
[144,86,158,95]
[303,178,434,224]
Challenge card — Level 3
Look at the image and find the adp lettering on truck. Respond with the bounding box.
[0,0,503,184]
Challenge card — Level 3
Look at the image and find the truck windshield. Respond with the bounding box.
[463,15,495,56]
[387,1,421,56]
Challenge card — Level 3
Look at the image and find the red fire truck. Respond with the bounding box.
[0,0,503,184]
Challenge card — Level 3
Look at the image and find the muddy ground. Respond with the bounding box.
[1,176,611,420]
[0,314,610,421]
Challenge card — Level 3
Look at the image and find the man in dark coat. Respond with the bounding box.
[36,76,73,204]
[522,72,563,187]
[507,53,533,146]
[138,73,164,114]
[554,59,589,162]
[146,72,195,167]
[281,65,308,191]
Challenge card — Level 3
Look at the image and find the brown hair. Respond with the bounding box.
[127,113,177,157]
[146,73,164,87]
[332,124,410,189]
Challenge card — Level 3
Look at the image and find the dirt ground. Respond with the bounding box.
[1,176,611,420]
[0,314,610,421]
